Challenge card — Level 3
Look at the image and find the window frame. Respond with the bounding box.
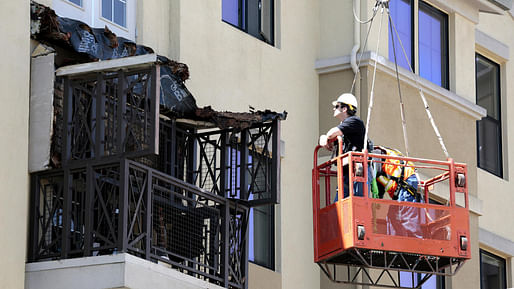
[480,249,507,289]
[227,145,276,270]
[388,0,449,89]
[67,0,83,8]
[222,0,275,45]
[248,203,275,270]
[475,53,503,178]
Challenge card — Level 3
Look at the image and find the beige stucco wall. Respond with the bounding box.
[319,0,354,59]
[475,10,514,253]
[0,1,31,289]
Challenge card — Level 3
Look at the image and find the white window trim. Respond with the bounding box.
[53,0,136,41]
[480,228,514,257]
[63,0,85,10]
[475,29,510,62]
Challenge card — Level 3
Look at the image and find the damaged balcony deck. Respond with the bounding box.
[29,56,285,289]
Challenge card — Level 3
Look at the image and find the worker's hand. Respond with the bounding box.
[319,135,333,150]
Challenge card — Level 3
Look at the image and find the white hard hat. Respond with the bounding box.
[332,93,358,109]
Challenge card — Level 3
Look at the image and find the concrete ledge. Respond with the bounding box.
[476,29,510,61]
[479,228,514,257]
[315,51,487,120]
[26,253,224,289]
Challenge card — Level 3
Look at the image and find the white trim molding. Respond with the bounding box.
[476,29,510,62]
[315,52,487,120]
[480,228,514,257]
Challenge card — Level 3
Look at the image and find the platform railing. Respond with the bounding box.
[312,140,470,281]
[29,158,248,289]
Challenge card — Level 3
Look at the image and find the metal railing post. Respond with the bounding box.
[118,159,129,252]
[145,169,153,260]
[61,168,71,258]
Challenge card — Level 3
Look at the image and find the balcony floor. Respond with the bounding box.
[25,253,225,289]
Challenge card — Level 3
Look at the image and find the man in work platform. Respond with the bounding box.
[319,93,369,198]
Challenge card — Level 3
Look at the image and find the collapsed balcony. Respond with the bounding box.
[28,56,284,289]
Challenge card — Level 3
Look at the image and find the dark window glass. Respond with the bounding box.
[480,250,506,289]
[222,0,274,45]
[419,1,448,88]
[248,203,274,269]
[102,0,112,20]
[476,54,502,177]
[229,150,275,270]
[389,0,413,70]
[69,0,82,7]
[114,0,126,27]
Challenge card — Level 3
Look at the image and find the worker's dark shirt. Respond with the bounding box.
[337,115,365,153]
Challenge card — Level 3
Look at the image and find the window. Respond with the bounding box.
[222,0,275,45]
[388,0,449,88]
[228,149,275,270]
[249,203,275,269]
[102,0,127,27]
[54,0,136,44]
[399,272,445,289]
[480,250,506,289]
[476,54,502,177]
[68,0,82,7]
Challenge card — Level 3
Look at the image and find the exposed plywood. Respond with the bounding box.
[55,54,157,77]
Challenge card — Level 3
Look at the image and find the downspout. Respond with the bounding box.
[350,0,360,79]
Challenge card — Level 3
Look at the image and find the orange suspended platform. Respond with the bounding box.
[312,145,470,288]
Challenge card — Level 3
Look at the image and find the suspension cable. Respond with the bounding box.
[387,9,410,156]
[363,4,386,151]
[388,11,450,159]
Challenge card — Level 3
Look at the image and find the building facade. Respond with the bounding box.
[0,0,513,289]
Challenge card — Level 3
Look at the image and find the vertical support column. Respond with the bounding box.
[63,76,72,164]
[151,65,160,155]
[28,174,40,262]
[117,70,127,154]
[170,120,177,177]
[61,168,71,259]
[242,207,250,289]
[95,73,105,158]
[221,202,230,287]
[118,159,129,252]
[240,129,249,201]
[271,120,281,204]
[449,158,456,207]
[145,169,153,260]
[186,129,196,185]
[84,164,94,256]
[220,132,228,198]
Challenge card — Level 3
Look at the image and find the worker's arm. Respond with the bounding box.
[319,127,343,149]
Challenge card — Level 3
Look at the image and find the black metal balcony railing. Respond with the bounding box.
[54,66,159,166]
[30,62,282,289]
[29,159,248,288]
